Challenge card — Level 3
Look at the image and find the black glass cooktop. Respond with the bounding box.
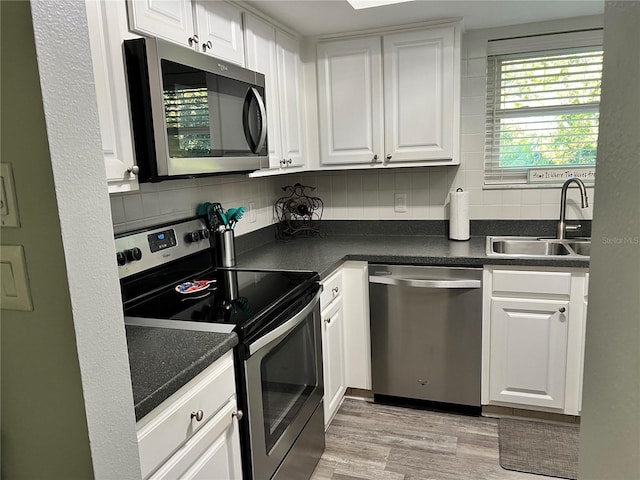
[123,266,318,339]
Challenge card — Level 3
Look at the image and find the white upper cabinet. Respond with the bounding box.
[317,36,384,166]
[383,27,456,163]
[127,0,195,47]
[245,14,306,173]
[316,23,460,169]
[244,14,282,166]
[128,0,245,65]
[276,30,305,168]
[85,0,139,193]
[194,0,245,65]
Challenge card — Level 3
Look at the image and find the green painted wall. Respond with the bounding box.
[1,1,94,477]
[578,2,640,478]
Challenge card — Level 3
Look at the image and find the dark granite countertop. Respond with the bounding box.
[126,222,589,422]
[235,234,589,278]
[126,326,238,421]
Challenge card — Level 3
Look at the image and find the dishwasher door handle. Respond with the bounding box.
[369,275,481,289]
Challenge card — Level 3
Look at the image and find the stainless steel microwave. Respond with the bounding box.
[124,38,268,182]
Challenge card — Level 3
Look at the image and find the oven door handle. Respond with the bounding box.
[248,288,322,355]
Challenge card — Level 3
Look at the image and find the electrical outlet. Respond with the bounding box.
[394,193,408,213]
[248,202,257,223]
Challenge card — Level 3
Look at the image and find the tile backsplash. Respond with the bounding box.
[110,175,280,235]
[110,30,594,236]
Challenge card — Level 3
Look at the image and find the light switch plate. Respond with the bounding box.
[1,245,33,311]
[394,193,408,213]
[0,163,20,228]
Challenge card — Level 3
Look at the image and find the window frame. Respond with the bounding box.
[483,30,603,188]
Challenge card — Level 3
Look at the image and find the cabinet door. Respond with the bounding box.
[317,36,383,166]
[383,27,455,163]
[86,0,139,193]
[276,30,305,168]
[244,14,282,168]
[194,1,245,66]
[127,0,195,48]
[489,298,570,409]
[150,398,242,479]
[321,297,346,428]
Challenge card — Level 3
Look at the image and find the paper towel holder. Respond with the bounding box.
[449,187,470,241]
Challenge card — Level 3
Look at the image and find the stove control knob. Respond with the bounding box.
[126,247,142,262]
[116,251,127,266]
[200,229,210,239]
[187,231,201,243]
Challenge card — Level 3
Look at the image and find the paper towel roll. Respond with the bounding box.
[449,188,470,241]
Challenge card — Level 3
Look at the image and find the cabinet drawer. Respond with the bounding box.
[321,268,343,310]
[149,398,241,480]
[137,351,235,479]
[492,269,572,296]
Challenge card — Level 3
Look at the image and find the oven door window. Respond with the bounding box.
[161,60,267,158]
[260,317,317,453]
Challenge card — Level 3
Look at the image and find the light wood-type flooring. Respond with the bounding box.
[310,398,554,480]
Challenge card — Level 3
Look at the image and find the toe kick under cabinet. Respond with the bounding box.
[482,266,589,416]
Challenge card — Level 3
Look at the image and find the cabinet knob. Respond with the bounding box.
[127,165,139,175]
[232,410,243,421]
[191,410,204,422]
[280,159,286,167]
[287,158,292,165]
[202,40,213,52]
[559,306,566,313]
[332,286,339,296]
[373,154,379,162]
[386,154,393,161]
[188,34,199,46]
[324,318,331,324]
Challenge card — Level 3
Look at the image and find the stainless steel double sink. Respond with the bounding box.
[487,236,591,258]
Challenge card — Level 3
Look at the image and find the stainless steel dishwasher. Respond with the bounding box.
[369,265,482,409]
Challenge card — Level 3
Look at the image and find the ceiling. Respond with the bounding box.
[245,0,604,37]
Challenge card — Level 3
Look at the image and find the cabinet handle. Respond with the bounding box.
[287,158,292,165]
[373,154,379,162]
[280,159,286,167]
[332,286,339,296]
[232,410,243,421]
[386,154,392,161]
[559,306,566,313]
[188,34,199,46]
[191,410,204,422]
[127,165,139,176]
[202,40,213,52]
[324,317,331,324]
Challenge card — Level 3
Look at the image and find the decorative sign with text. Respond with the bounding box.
[528,167,595,184]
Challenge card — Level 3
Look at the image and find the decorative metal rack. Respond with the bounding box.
[274,183,324,240]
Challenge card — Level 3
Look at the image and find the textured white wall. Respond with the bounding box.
[30,0,141,478]
[578,2,640,478]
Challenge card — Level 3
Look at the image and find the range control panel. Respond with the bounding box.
[115,218,211,279]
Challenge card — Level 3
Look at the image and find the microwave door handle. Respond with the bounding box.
[242,87,267,154]
[252,88,267,153]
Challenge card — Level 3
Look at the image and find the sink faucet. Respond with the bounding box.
[557,177,589,240]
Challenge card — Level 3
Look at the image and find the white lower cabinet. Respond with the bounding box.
[320,269,346,428]
[136,351,242,479]
[482,266,588,415]
[320,262,372,428]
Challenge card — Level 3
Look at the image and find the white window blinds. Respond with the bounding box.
[484,30,603,186]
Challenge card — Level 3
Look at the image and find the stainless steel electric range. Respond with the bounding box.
[116,217,325,480]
